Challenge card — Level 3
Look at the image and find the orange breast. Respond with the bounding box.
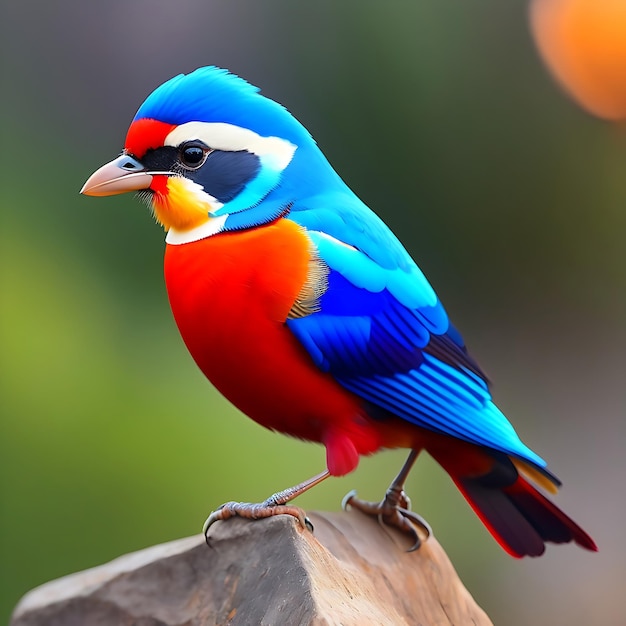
[163,218,383,473]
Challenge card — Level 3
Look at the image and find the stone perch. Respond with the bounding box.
[11,510,492,625]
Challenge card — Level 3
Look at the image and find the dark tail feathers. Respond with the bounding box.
[452,471,597,557]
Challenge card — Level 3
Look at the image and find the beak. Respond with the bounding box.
[80,154,154,196]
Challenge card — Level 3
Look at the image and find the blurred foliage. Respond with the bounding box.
[1,1,624,624]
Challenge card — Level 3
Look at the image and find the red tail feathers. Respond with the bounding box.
[452,470,597,557]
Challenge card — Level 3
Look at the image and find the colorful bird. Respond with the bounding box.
[81,67,596,557]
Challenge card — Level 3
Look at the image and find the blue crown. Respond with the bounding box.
[133,66,311,145]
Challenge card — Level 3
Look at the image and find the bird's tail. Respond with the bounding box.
[449,458,597,557]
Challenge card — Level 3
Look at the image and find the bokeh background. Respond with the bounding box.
[2,1,624,624]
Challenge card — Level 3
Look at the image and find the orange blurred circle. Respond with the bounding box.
[530,0,626,120]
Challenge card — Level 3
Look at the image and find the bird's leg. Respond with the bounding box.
[342,449,431,551]
[203,470,330,544]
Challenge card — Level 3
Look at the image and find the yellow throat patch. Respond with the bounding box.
[151,177,213,232]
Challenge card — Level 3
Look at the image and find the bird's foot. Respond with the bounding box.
[342,486,432,552]
[203,500,313,544]
[203,470,329,544]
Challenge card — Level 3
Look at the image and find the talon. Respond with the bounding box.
[203,501,237,544]
[201,470,330,545]
[406,529,423,552]
[201,501,312,545]
[202,513,214,538]
[400,507,432,539]
[341,489,357,510]
[347,494,431,550]
[342,451,431,551]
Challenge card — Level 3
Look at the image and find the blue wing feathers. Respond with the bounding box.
[290,192,415,271]
[321,272,386,315]
[425,330,487,381]
[342,370,545,467]
[285,217,547,470]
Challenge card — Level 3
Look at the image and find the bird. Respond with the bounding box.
[81,66,597,558]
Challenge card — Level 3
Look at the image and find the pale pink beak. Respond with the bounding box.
[80,154,154,196]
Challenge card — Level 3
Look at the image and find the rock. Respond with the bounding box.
[11,510,492,625]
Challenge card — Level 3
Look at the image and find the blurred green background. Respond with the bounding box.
[2,1,624,624]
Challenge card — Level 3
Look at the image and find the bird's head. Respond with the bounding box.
[82,67,317,240]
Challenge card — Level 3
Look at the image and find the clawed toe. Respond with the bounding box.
[343,489,431,551]
[203,501,311,544]
[202,470,330,544]
[396,506,432,551]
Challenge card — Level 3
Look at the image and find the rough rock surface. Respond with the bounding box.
[11,510,492,625]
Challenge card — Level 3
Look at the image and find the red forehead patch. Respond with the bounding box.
[124,118,177,158]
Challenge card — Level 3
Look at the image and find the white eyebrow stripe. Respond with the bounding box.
[165,122,297,170]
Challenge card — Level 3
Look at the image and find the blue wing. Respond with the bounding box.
[287,197,547,470]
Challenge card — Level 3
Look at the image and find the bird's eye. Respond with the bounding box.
[179,142,210,169]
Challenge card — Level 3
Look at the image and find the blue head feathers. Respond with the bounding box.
[133,66,313,146]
